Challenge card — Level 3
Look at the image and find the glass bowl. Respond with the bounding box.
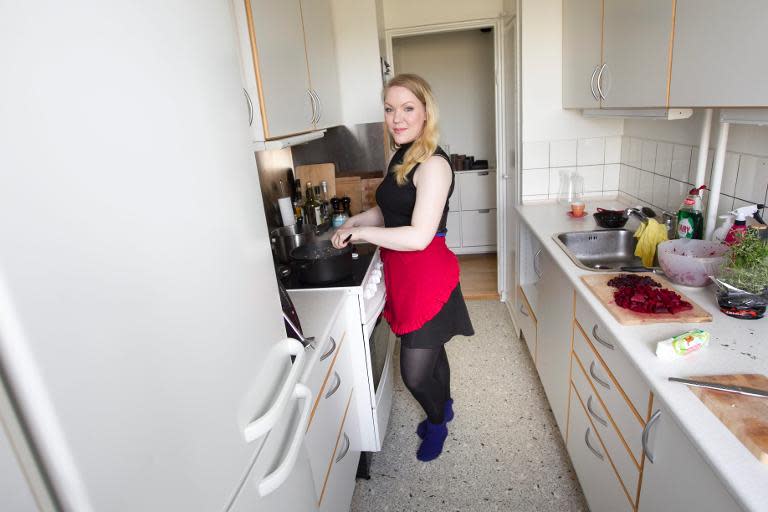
[657,239,729,287]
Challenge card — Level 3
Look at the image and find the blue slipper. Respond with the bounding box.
[417,398,454,439]
[417,419,448,461]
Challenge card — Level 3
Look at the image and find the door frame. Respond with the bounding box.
[385,14,520,301]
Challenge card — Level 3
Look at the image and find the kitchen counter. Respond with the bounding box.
[517,199,768,512]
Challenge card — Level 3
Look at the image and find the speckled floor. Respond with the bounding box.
[350,300,588,512]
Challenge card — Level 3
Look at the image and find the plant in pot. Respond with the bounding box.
[713,228,768,319]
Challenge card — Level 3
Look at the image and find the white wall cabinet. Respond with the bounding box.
[562,0,603,109]
[448,170,497,254]
[232,0,342,142]
[638,403,743,512]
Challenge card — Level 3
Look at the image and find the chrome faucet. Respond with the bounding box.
[624,207,649,223]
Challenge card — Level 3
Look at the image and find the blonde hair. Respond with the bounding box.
[383,74,440,186]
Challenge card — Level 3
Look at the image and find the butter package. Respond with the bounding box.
[655,329,710,360]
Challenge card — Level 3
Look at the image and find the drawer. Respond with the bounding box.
[571,356,640,503]
[461,209,497,246]
[516,287,537,362]
[575,296,650,417]
[572,326,645,463]
[567,383,634,512]
[319,388,359,512]
[458,171,496,210]
[305,334,353,498]
[302,315,347,409]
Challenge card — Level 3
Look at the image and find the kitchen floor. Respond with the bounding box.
[458,253,499,301]
[351,300,588,512]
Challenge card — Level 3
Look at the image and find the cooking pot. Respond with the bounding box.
[271,224,316,264]
[290,240,354,285]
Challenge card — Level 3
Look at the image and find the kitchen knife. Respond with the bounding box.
[669,377,768,398]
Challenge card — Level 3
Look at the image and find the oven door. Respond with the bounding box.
[364,309,395,451]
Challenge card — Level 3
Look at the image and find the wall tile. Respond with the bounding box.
[549,139,577,167]
[638,170,654,202]
[523,141,549,169]
[671,144,692,182]
[579,165,604,192]
[733,197,753,210]
[716,194,735,218]
[622,164,639,198]
[720,152,740,197]
[689,147,714,186]
[667,179,689,212]
[604,163,620,190]
[734,155,768,204]
[578,137,605,166]
[604,136,622,164]
[654,142,673,176]
[641,140,658,172]
[652,175,670,210]
[549,166,576,197]
[522,168,549,195]
[629,138,642,168]
[620,136,630,165]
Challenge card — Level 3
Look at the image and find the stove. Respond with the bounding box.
[280,243,377,291]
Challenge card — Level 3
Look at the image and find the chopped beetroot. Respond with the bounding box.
[613,284,693,314]
[607,274,662,289]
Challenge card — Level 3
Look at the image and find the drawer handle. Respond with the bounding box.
[335,432,351,463]
[642,409,662,464]
[589,361,611,390]
[584,427,604,461]
[533,248,543,279]
[587,395,608,427]
[519,303,529,318]
[320,336,337,361]
[325,371,341,399]
[592,324,614,350]
[478,171,490,176]
[478,209,491,214]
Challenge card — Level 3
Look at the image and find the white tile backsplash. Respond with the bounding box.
[671,144,692,182]
[549,166,576,197]
[523,141,549,169]
[620,136,630,165]
[522,168,549,195]
[629,138,642,168]
[641,140,658,172]
[638,170,654,202]
[717,194,735,217]
[654,142,673,176]
[720,152,740,197]
[605,136,622,164]
[689,147,713,186]
[734,155,768,204]
[549,139,577,167]
[651,174,669,209]
[604,163,620,190]
[578,137,605,166]
[579,165,604,192]
[667,179,689,212]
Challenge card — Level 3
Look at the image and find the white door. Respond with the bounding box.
[0,2,309,511]
[502,14,519,303]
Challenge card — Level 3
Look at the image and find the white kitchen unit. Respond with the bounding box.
[448,170,498,254]
[669,0,768,107]
[562,0,603,109]
[231,0,342,142]
[513,200,764,512]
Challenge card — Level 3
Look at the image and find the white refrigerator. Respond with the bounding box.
[0,2,316,511]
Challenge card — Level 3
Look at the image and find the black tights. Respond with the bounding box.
[400,345,451,424]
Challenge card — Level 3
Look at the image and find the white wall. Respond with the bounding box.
[393,30,496,163]
[382,0,503,29]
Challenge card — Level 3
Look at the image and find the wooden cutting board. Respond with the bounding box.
[295,163,336,199]
[581,273,712,325]
[361,177,384,211]
[683,374,768,464]
[335,176,362,215]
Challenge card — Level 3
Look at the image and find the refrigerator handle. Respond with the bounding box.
[243,338,307,442]
[257,383,313,497]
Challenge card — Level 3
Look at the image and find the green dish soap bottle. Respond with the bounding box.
[676,185,706,239]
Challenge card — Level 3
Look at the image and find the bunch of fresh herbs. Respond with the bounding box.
[719,228,768,295]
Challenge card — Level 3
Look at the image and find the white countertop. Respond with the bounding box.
[517,199,768,512]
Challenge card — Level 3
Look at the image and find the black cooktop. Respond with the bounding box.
[280,243,377,290]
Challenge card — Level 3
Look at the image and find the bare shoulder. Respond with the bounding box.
[413,155,451,188]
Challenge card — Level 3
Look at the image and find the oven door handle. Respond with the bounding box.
[364,290,387,327]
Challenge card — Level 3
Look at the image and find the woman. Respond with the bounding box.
[331,74,474,462]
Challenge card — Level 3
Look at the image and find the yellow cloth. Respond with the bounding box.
[634,218,668,267]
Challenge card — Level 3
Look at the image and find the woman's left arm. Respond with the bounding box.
[332,156,451,251]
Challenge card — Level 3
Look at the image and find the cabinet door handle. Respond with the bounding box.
[589,361,611,390]
[642,409,662,464]
[589,64,600,101]
[307,89,317,124]
[320,336,337,361]
[592,325,614,350]
[478,209,491,214]
[596,63,607,100]
[257,383,312,496]
[325,371,341,399]
[335,432,351,463]
[587,395,607,427]
[312,89,322,125]
[478,171,490,176]
[584,427,604,460]
[519,303,529,318]
[243,88,254,126]
[533,248,543,279]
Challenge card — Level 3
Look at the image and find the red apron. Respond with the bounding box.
[380,236,460,336]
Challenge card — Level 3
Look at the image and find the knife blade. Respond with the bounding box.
[668,377,768,398]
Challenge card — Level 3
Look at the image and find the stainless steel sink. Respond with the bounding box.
[553,229,659,272]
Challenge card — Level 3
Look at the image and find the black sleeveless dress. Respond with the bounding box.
[375,143,474,348]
